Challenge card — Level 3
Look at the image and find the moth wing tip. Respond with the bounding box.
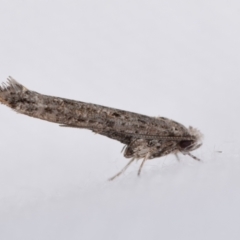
[6,76,28,91]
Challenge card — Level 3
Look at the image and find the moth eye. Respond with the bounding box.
[179,140,193,149]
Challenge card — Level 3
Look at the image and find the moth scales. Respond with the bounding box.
[0,77,203,180]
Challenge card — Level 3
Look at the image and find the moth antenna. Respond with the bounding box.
[108,158,135,181]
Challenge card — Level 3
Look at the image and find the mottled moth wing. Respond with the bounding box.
[0,77,203,179]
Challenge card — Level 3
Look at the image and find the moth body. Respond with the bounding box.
[0,77,203,180]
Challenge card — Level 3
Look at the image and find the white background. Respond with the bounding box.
[0,1,240,239]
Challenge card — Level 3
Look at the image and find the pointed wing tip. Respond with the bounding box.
[2,76,28,92]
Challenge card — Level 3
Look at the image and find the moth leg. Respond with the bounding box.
[186,152,201,161]
[121,145,127,153]
[137,152,150,176]
[137,158,147,176]
[174,153,180,162]
[108,158,135,181]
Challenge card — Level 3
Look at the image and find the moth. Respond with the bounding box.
[0,77,202,180]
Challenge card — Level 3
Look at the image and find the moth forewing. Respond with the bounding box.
[0,77,203,180]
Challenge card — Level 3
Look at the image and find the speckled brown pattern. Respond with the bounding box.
[0,77,203,180]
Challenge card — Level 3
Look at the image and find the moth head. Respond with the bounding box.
[178,126,203,153]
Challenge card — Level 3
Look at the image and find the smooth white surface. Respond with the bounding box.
[0,1,240,239]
